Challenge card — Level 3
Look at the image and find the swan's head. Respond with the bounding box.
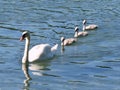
[61,37,65,42]
[61,37,65,46]
[20,31,30,41]
[83,20,87,25]
[75,27,79,32]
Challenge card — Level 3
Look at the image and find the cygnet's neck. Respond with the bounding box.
[74,31,78,37]
[83,24,86,32]
[61,40,64,46]
[22,37,30,63]
[61,40,65,49]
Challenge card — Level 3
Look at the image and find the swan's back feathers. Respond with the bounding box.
[64,38,77,46]
[51,44,58,52]
[82,31,88,36]
[85,24,98,30]
[74,31,88,38]
[29,44,56,62]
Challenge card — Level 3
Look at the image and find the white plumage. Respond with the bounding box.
[74,27,88,38]
[83,20,98,30]
[61,37,77,46]
[20,31,58,63]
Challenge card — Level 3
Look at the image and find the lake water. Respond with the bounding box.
[0,0,120,90]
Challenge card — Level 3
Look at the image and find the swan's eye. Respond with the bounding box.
[23,34,27,38]
[21,33,27,40]
[75,28,79,32]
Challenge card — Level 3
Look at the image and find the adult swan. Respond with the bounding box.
[20,31,58,63]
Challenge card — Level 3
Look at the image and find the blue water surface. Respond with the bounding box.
[0,0,120,90]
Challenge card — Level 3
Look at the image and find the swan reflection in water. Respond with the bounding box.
[61,45,65,54]
[29,60,51,76]
[22,59,52,90]
[22,63,31,88]
[22,59,52,78]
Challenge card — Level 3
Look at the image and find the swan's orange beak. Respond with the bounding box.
[20,36,24,41]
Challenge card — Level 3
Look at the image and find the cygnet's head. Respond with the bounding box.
[20,31,30,41]
[75,27,79,32]
[61,37,65,42]
[83,19,87,25]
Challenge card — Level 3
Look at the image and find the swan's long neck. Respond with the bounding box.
[74,31,78,37]
[61,40,65,49]
[83,24,86,32]
[61,40,64,46]
[22,38,30,63]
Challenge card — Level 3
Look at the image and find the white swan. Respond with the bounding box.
[20,31,58,63]
[61,37,77,46]
[74,27,88,38]
[83,20,98,30]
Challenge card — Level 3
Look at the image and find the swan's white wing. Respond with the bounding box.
[78,32,84,36]
[74,31,84,38]
[86,24,98,30]
[28,44,53,62]
[83,31,88,36]
[64,38,76,45]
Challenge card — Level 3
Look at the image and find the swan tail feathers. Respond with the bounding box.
[51,44,58,52]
